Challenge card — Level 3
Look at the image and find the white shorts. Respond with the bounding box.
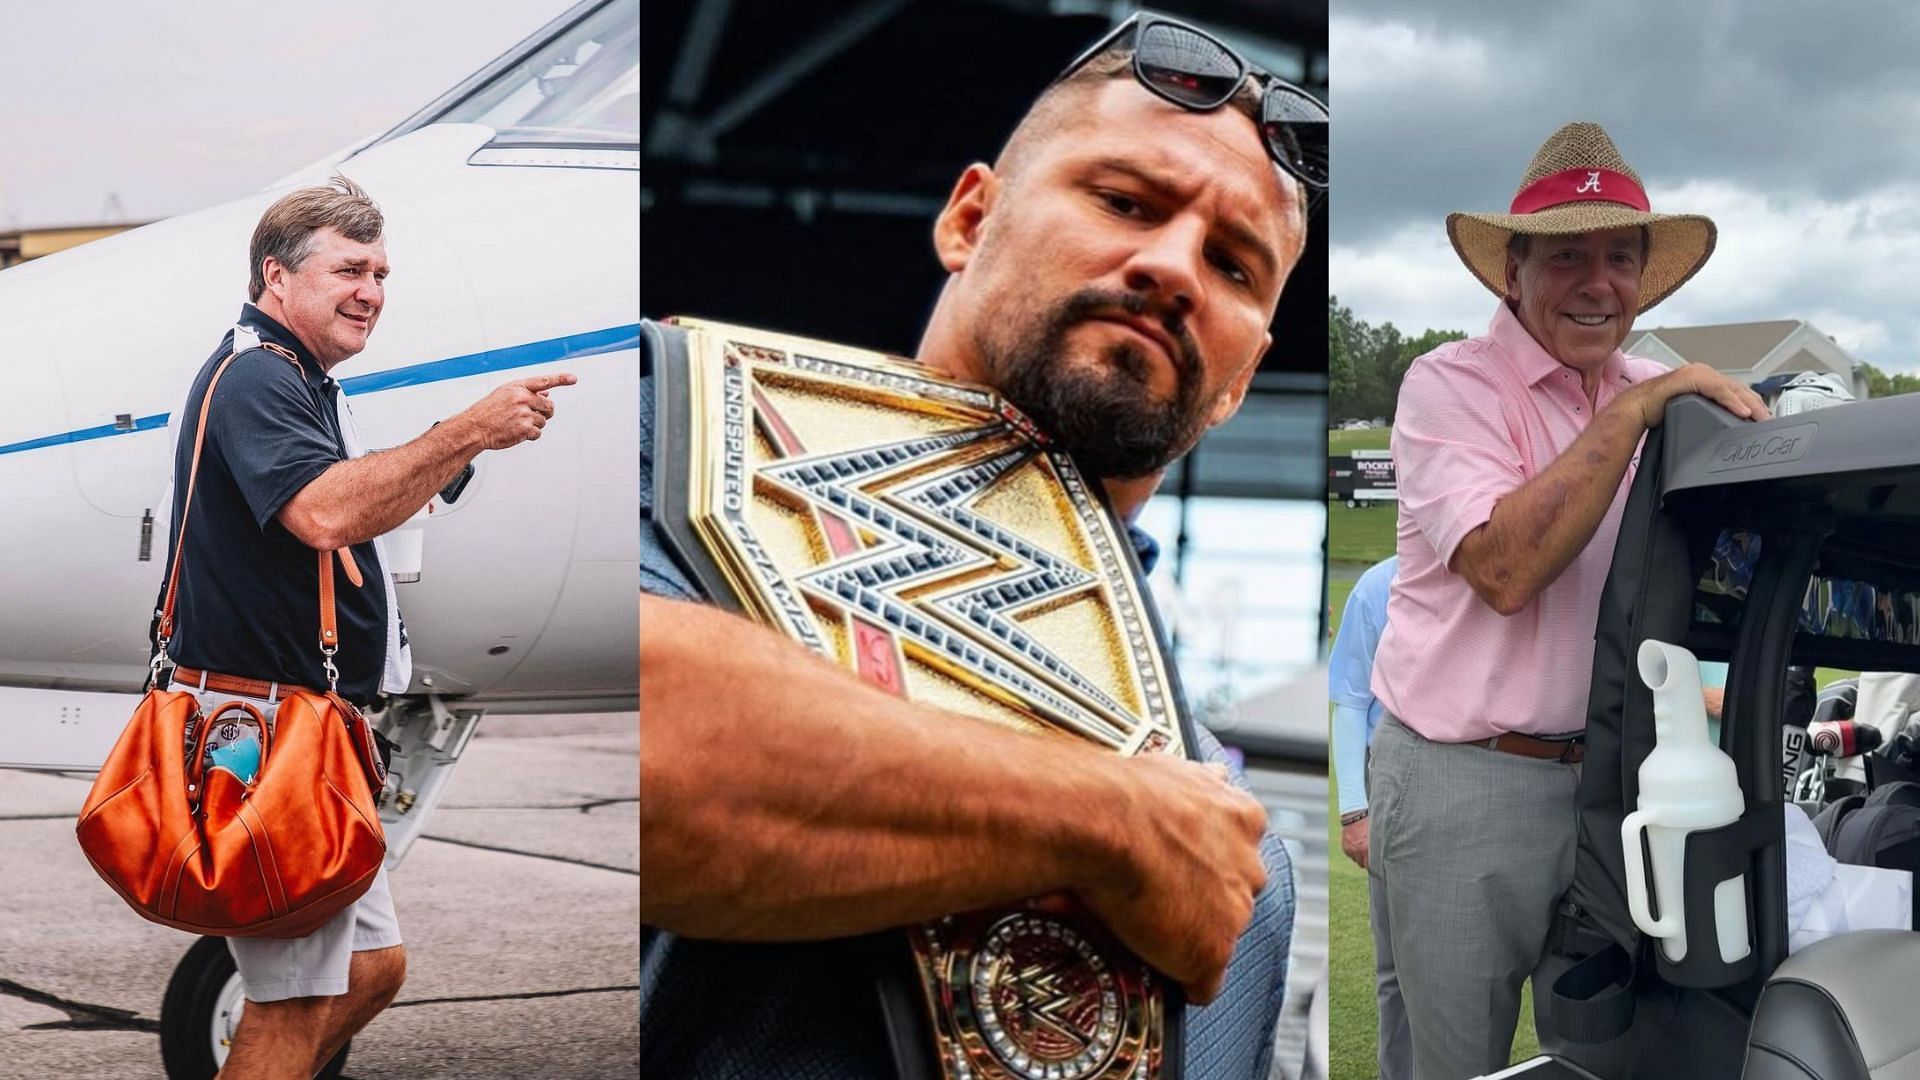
[189,686,404,1002]
[227,862,402,1002]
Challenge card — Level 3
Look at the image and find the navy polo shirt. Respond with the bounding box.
[158,305,387,704]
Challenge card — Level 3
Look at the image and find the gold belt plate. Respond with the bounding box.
[665,318,1191,1079]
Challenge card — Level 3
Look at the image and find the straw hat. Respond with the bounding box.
[1447,122,1715,313]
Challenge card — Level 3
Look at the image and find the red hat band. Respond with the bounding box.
[1509,167,1650,215]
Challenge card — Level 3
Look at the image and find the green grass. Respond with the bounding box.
[1329,426,1393,453]
[1326,791,1372,1080]
[1328,500,1398,567]
[1328,428,1399,568]
[1816,668,1861,689]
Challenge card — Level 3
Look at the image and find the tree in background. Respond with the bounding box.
[1329,295,1358,408]
[1328,295,1465,421]
[1857,360,1920,399]
[1332,306,1920,418]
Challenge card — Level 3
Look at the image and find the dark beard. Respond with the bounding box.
[986,289,1210,480]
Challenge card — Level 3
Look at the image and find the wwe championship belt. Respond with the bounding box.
[651,319,1197,1080]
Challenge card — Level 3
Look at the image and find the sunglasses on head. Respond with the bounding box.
[1055,12,1329,193]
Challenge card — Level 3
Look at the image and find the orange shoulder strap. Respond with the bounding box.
[157,349,341,670]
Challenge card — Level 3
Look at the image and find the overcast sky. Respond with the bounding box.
[0,0,576,230]
[1331,0,1920,374]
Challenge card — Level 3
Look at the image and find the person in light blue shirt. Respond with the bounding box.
[1328,554,1407,1080]
[1331,555,1395,830]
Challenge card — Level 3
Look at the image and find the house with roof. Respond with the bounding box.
[1624,320,1868,401]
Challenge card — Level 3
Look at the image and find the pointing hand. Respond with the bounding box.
[462,373,578,450]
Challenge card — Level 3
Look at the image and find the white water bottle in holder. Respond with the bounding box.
[1621,639,1752,965]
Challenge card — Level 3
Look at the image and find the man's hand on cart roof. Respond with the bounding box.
[1628,362,1772,428]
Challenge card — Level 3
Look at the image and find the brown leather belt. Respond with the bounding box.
[1481,731,1586,764]
[171,666,320,701]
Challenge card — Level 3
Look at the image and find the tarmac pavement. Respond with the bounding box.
[0,711,639,1079]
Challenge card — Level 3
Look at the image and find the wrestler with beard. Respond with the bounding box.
[640,25,1313,1080]
[979,288,1209,481]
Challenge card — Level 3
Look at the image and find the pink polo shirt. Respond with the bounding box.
[1370,303,1670,741]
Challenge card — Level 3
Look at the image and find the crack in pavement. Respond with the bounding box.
[390,985,639,1009]
[2,978,640,1035]
[573,797,637,814]
[519,741,638,758]
[0,979,158,1033]
[0,813,74,821]
[418,834,638,876]
[438,797,638,814]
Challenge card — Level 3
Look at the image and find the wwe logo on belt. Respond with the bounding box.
[1575,171,1603,194]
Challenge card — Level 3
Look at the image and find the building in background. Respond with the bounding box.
[0,222,144,270]
[1626,319,1866,400]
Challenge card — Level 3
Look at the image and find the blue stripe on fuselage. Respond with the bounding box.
[0,323,640,458]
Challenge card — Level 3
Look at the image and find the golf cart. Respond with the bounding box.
[1513,392,1920,1079]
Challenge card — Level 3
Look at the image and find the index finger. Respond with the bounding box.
[517,373,578,393]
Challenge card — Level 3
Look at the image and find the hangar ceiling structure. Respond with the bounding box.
[642,0,1330,502]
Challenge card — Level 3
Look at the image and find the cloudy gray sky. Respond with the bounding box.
[1332,0,1920,374]
[0,0,577,229]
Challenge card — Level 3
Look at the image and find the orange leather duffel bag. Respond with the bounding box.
[76,688,387,937]
[74,345,387,938]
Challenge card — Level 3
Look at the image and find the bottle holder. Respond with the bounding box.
[1652,808,1773,988]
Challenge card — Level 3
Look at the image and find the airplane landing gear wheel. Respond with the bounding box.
[159,936,349,1080]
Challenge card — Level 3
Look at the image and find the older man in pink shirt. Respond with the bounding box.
[1365,123,1770,1079]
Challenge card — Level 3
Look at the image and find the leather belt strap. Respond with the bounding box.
[1481,731,1586,764]
[171,666,321,701]
[155,345,344,686]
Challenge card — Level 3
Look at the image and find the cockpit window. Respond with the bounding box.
[437,1,637,147]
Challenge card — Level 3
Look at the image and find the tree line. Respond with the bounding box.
[1332,295,1920,422]
[1328,295,1463,422]
[1856,361,1920,399]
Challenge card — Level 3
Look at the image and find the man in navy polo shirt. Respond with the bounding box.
[157,175,574,1079]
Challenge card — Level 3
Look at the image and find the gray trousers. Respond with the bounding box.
[1369,712,1580,1080]
[1371,861,1413,1080]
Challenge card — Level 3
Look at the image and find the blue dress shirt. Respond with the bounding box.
[1330,556,1397,815]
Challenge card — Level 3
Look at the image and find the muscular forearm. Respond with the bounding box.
[1453,391,1648,615]
[639,593,1126,940]
[281,417,482,550]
